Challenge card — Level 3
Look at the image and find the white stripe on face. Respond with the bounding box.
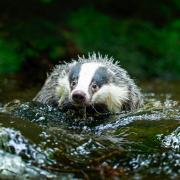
[72,62,102,99]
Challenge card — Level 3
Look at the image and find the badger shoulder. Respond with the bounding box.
[33,54,143,113]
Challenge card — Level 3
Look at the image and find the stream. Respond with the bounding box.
[0,76,179,179]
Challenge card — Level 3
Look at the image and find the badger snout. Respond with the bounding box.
[72,90,87,105]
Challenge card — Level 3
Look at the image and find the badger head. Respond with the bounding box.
[56,61,129,113]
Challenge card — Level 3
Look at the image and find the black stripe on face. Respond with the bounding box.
[68,63,81,88]
[91,66,110,88]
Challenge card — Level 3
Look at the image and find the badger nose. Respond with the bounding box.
[72,90,86,103]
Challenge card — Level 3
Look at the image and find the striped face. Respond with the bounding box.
[56,61,130,112]
[68,62,110,106]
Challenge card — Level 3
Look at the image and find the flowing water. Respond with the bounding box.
[0,76,179,179]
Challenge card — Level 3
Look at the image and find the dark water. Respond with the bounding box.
[0,76,179,179]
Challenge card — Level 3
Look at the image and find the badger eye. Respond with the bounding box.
[91,83,98,92]
[71,80,77,88]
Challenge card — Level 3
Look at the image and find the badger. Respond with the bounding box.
[33,53,143,114]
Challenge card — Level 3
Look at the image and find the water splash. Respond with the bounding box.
[158,126,180,151]
[0,91,179,179]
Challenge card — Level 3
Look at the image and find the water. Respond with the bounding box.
[0,76,179,179]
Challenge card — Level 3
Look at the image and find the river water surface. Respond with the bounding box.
[0,76,179,179]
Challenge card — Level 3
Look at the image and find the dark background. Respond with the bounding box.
[0,0,180,82]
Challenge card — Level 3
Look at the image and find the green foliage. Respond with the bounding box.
[66,7,180,79]
[6,19,66,58]
[156,20,180,78]
[0,19,66,73]
[0,5,179,79]
[0,39,23,73]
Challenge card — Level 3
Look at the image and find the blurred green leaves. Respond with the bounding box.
[0,19,66,73]
[0,6,179,79]
[0,39,22,73]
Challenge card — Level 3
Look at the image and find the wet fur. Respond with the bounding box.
[34,53,143,113]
